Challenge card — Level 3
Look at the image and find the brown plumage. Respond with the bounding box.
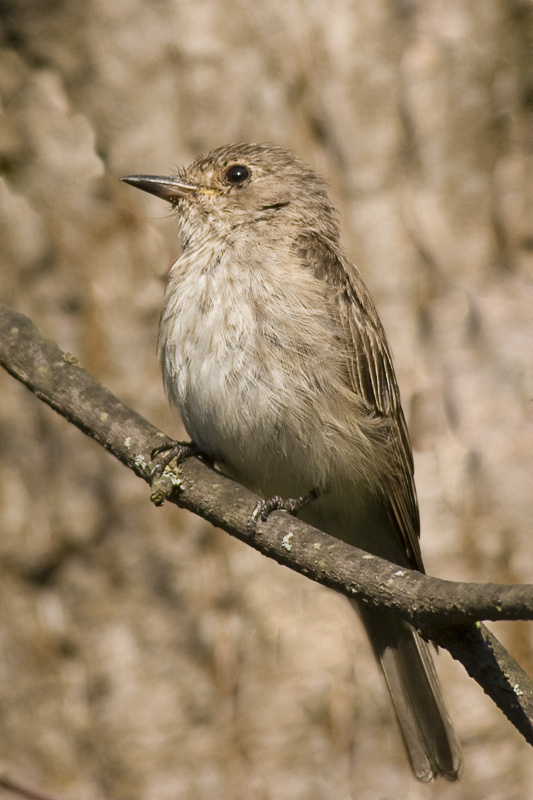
[122,143,462,781]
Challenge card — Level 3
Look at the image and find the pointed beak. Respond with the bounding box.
[121,174,218,203]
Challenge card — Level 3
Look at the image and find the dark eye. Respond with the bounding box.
[224,164,251,184]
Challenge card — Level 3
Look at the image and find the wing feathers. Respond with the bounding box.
[297,231,422,570]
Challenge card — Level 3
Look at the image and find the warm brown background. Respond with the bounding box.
[1,1,532,798]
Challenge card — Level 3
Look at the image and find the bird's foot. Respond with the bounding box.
[150,439,204,480]
[247,488,319,535]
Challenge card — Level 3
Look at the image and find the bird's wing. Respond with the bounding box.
[298,231,423,571]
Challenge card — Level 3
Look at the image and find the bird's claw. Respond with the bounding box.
[150,439,200,480]
[247,488,319,535]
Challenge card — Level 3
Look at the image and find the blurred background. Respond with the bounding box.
[1,1,532,798]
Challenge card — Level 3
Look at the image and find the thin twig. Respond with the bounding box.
[0,302,532,744]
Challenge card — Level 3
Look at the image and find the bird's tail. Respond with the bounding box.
[356,603,462,782]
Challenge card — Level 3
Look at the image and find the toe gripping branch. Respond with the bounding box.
[150,439,320,538]
[150,439,204,479]
[247,488,319,535]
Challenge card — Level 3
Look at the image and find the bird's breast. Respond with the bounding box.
[160,251,291,481]
[157,236,378,496]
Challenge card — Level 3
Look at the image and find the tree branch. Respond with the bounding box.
[1,302,532,744]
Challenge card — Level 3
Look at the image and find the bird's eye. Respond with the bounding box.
[224,164,251,184]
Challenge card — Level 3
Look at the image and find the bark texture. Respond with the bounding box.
[1,2,532,797]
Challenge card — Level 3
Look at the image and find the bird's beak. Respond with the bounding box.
[120,174,219,203]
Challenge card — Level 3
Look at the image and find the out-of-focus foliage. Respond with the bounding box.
[1,1,532,798]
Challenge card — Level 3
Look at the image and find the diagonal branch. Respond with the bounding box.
[0,302,532,744]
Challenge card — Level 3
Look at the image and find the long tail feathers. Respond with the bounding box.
[356,603,463,782]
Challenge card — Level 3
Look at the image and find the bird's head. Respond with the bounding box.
[122,142,339,244]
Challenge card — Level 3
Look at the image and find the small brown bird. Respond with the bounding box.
[122,143,462,781]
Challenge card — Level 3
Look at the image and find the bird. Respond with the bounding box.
[121,142,462,781]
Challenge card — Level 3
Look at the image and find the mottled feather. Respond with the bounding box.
[297,231,423,570]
